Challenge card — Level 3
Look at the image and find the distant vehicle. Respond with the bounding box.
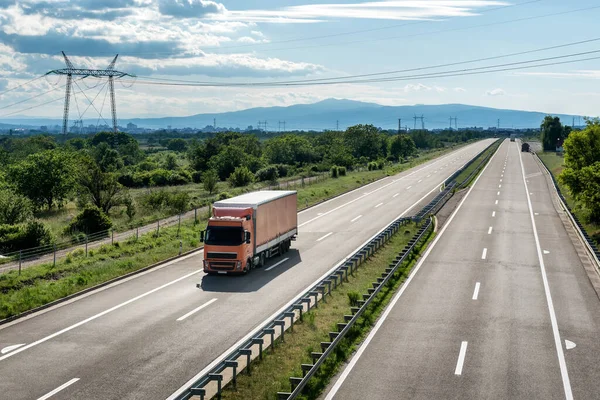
[510,134,516,142]
[521,142,530,152]
[200,191,297,275]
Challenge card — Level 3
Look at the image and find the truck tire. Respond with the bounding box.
[258,252,265,268]
[244,259,251,274]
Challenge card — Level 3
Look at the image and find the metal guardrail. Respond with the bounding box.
[278,218,432,400]
[534,153,600,266]
[174,139,502,400]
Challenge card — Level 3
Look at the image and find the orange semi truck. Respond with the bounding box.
[200,190,297,274]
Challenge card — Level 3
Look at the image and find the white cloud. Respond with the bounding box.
[454,87,467,92]
[216,1,508,24]
[403,83,432,92]
[158,0,226,18]
[486,88,505,96]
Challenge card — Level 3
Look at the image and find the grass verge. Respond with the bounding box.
[0,218,206,319]
[537,152,600,246]
[220,222,434,400]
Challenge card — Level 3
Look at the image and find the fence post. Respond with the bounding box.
[53,244,56,268]
[18,250,22,275]
[194,208,198,224]
[111,230,114,245]
[177,214,181,238]
[157,220,160,236]
[179,240,183,256]
[136,227,139,241]
[85,235,88,257]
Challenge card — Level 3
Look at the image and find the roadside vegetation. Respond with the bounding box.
[220,222,433,400]
[537,118,600,247]
[0,127,492,254]
[453,139,501,187]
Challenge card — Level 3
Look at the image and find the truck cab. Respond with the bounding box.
[203,208,254,274]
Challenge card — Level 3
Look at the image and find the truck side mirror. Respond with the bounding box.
[200,230,205,243]
[245,231,251,244]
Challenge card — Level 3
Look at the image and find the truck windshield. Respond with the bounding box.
[205,226,243,246]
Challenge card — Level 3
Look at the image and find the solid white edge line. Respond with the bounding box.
[323,140,501,400]
[0,269,202,362]
[488,227,493,235]
[265,257,290,272]
[472,282,481,300]
[317,232,334,242]
[176,298,218,322]
[482,248,488,260]
[518,144,573,399]
[37,378,80,400]
[454,341,469,375]
[167,140,496,400]
[351,215,363,223]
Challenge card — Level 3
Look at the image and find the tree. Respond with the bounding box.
[65,206,113,235]
[93,142,124,172]
[559,120,600,222]
[344,124,386,160]
[203,169,219,194]
[77,158,126,214]
[167,138,188,152]
[8,150,75,209]
[0,189,33,225]
[540,116,567,151]
[389,134,417,161]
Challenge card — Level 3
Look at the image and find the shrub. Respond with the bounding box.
[0,220,53,253]
[168,192,190,214]
[275,164,290,178]
[0,189,33,225]
[367,161,378,171]
[191,170,203,184]
[218,192,231,200]
[338,166,347,176]
[377,160,385,170]
[330,166,339,178]
[228,166,254,187]
[65,206,113,235]
[255,165,279,182]
[203,169,219,195]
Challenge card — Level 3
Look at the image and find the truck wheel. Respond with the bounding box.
[259,253,265,268]
[278,243,284,256]
[246,258,252,273]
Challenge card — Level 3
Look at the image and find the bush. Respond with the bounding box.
[338,166,347,176]
[191,170,203,184]
[218,192,231,200]
[255,165,279,182]
[0,189,33,225]
[377,160,385,170]
[228,166,254,187]
[275,164,290,178]
[168,192,190,214]
[330,166,339,178]
[367,161,378,171]
[203,169,219,195]
[0,220,53,252]
[65,206,113,235]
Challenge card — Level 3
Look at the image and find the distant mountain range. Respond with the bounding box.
[2,99,586,131]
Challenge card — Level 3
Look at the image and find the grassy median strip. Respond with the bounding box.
[454,140,500,188]
[221,222,434,400]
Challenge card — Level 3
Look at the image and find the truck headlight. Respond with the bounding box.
[236,261,242,270]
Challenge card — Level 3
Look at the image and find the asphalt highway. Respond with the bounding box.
[324,140,600,400]
[0,140,494,400]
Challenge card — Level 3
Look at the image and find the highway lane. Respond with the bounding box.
[325,140,600,400]
[0,140,494,400]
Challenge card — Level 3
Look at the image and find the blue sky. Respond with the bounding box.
[0,0,599,122]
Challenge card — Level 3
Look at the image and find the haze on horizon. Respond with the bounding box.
[0,0,599,121]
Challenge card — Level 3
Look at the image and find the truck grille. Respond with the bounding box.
[207,252,237,260]
[209,262,236,271]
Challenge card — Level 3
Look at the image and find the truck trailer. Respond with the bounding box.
[201,190,297,274]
